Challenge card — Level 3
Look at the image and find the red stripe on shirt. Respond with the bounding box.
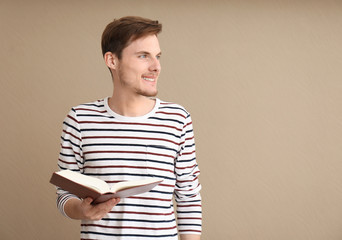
[83,135,180,146]
[83,150,174,159]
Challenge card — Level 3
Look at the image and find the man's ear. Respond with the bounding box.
[104,52,117,70]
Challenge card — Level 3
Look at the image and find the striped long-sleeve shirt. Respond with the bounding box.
[56,97,202,240]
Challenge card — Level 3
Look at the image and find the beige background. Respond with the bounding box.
[1,0,342,239]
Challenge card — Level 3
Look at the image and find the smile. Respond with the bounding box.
[142,77,155,82]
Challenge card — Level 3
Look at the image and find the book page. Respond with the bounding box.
[110,178,163,193]
[57,170,111,193]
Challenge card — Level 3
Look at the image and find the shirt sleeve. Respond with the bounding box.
[174,113,202,235]
[55,108,84,217]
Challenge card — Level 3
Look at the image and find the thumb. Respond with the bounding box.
[106,198,120,207]
[114,198,121,205]
[83,197,94,205]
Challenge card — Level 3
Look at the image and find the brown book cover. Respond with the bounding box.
[50,170,163,204]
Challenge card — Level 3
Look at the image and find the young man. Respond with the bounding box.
[56,16,202,240]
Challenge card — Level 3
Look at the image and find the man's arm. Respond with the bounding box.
[180,234,201,240]
[64,197,120,220]
[56,108,121,220]
[174,113,202,236]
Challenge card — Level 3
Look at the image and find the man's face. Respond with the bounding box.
[115,34,161,98]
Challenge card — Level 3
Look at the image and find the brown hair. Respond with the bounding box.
[101,16,162,59]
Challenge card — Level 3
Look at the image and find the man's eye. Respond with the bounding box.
[139,55,147,59]
[156,55,161,60]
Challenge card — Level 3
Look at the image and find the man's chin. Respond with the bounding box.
[139,90,158,98]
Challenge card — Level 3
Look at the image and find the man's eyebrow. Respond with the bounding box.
[135,51,162,56]
[135,51,149,55]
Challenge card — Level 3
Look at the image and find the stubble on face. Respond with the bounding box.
[117,66,159,98]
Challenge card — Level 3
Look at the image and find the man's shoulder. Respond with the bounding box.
[72,98,105,108]
[68,98,106,114]
[158,99,190,117]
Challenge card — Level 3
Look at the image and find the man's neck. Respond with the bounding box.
[108,94,156,117]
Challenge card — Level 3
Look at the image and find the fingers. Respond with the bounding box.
[92,198,120,220]
[81,197,120,221]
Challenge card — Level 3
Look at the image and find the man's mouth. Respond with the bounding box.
[142,76,156,82]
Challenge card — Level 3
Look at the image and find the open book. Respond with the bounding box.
[50,170,163,204]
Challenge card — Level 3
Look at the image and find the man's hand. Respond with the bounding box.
[65,197,120,220]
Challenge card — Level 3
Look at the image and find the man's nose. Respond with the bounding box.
[149,57,161,73]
